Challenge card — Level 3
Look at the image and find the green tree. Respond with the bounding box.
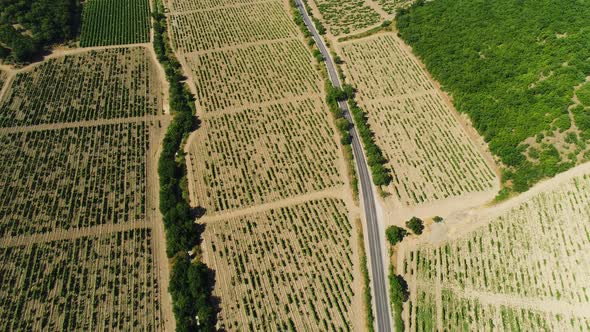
[386,225,407,245]
[406,217,424,235]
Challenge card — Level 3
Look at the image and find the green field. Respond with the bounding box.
[80,0,151,46]
[397,0,590,193]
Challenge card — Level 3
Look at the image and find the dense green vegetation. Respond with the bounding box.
[397,0,590,192]
[349,99,392,187]
[406,217,424,235]
[80,0,150,47]
[389,268,409,332]
[153,0,215,330]
[0,0,80,62]
[577,82,590,107]
[386,225,407,246]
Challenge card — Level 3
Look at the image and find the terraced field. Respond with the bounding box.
[311,0,382,35]
[203,198,354,331]
[340,34,497,205]
[80,0,151,46]
[401,170,590,331]
[0,47,162,127]
[0,47,170,330]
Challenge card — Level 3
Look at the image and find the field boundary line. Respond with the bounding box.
[0,221,150,248]
[359,89,436,107]
[199,186,346,223]
[180,36,299,56]
[198,93,323,119]
[0,115,170,134]
[417,280,590,318]
[167,0,278,15]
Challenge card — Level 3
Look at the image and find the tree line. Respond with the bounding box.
[153,0,215,330]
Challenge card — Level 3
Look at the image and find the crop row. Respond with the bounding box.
[186,38,320,112]
[167,0,269,12]
[378,0,413,15]
[370,92,495,204]
[0,228,160,331]
[170,1,298,53]
[342,35,495,204]
[402,173,590,330]
[80,0,151,47]
[312,0,381,35]
[0,48,161,127]
[187,97,342,212]
[0,122,150,238]
[411,175,590,304]
[341,35,433,102]
[203,198,353,331]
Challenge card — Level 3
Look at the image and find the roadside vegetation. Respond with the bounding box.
[397,0,590,194]
[356,219,375,332]
[153,0,215,329]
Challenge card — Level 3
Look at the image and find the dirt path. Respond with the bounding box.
[199,186,346,223]
[0,221,148,248]
[0,115,169,134]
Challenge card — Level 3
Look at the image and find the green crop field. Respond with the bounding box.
[80,0,151,47]
[397,0,590,193]
[0,48,161,127]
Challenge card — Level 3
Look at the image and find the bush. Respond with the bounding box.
[389,268,408,332]
[433,216,443,223]
[386,226,407,246]
[406,217,424,235]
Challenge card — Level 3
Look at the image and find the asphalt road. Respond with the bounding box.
[293,2,393,331]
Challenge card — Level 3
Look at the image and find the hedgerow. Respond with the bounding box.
[153,0,215,329]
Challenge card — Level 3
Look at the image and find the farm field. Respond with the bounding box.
[310,0,382,36]
[186,97,342,213]
[0,228,161,331]
[340,34,496,206]
[185,39,320,112]
[396,0,590,192]
[0,47,162,128]
[377,0,412,15]
[170,0,362,328]
[202,198,355,331]
[0,46,171,330]
[80,0,151,47]
[400,167,590,331]
[166,0,267,12]
[169,1,298,53]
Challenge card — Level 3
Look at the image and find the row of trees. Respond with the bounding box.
[153,1,215,330]
[0,0,80,62]
[397,0,590,193]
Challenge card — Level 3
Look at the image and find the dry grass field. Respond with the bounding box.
[0,47,172,330]
[169,1,298,52]
[0,47,162,127]
[340,34,497,206]
[187,97,342,213]
[310,0,382,36]
[202,198,354,331]
[399,167,590,331]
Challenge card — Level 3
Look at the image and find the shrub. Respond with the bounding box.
[433,216,443,223]
[386,225,407,246]
[406,217,424,235]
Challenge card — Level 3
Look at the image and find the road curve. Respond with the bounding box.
[293,2,393,331]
